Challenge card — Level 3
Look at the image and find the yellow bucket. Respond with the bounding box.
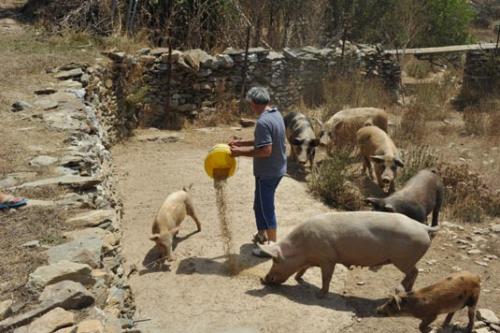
[204,144,237,179]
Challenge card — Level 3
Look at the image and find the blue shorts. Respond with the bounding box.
[254,176,282,231]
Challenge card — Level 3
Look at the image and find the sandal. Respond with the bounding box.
[0,196,27,210]
[252,232,267,245]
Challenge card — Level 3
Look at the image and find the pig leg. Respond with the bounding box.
[441,312,455,328]
[362,156,373,179]
[317,263,335,298]
[418,316,436,333]
[186,199,201,232]
[465,299,478,332]
[400,266,418,292]
[388,181,395,194]
[295,265,311,282]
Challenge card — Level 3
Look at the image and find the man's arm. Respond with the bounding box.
[230,144,272,158]
[229,139,254,147]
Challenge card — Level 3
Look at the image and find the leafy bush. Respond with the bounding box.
[308,150,364,210]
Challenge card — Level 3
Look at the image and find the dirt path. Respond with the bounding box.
[112,128,354,333]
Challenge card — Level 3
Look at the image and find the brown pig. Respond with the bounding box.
[259,211,439,298]
[357,125,403,193]
[376,271,481,333]
[150,185,201,261]
[366,169,444,226]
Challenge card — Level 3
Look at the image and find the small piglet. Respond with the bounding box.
[366,169,444,226]
[376,271,481,333]
[259,211,439,298]
[150,185,201,261]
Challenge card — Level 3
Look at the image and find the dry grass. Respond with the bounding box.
[322,73,393,121]
[404,58,433,79]
[437,162,500,223]
[0,207,72,303]
[194,99,240,127]
[397,145,439,186]
[308,149,364,211]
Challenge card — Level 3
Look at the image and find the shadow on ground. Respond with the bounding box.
[139,230,200,275]
[176,243,268,276]
[246,281,387,318]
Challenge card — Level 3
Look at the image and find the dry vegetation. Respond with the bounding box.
[307,65,500,223]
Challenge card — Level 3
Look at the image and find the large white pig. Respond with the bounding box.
[259,211,438,298]
[150,186,201,261]
[357,125,403,193]
[322,107,388,152]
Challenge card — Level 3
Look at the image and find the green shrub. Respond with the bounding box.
[308,150,364,210]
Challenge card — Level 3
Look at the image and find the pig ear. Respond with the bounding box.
[365,197,380,207]
[370,155,384,163]
[183,183,194,192]
[150,233,160,241]
[384,203,395,212]
[258,243,283,261]
[169,226,181,235]
[395,157,404,168]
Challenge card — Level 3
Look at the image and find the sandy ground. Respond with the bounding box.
[113,128,500,333]
[113,128,354,333]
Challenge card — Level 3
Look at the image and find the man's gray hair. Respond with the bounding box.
[246,87,270,105]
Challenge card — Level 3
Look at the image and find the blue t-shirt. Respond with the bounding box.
[254,107,287,178]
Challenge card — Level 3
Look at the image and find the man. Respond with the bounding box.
[229,87,286,257]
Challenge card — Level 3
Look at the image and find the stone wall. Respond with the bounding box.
[95,41,401,130]
[454,48,500,109]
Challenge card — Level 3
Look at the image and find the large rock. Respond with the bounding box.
[477,308,500,324]
[47,236,102,268]
[64,228,117,252]
[39,281,95,310]
[28,261,93,290]
[76,319,104,333]
[183,49,214,71]
[66,210,116,228]
[0,299,13,320]
[30,155,58,167]
[26,307,74,333]
[55,68,84,80]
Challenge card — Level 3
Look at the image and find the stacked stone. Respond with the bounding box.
[100,42,401,128]
[455,48,500,109]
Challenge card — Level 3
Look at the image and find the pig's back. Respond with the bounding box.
[300,212,432,267]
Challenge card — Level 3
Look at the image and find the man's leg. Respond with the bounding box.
[253,177,268,243]
[258,177,282,243]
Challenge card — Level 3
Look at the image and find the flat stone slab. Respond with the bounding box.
[13,175,101,190]
[29,155,58,167]
[132,128,183,143]
[47,235,103,268]
[26,307,74,333]
[39,280,95,310]
[477,308,500,324]
[66,210,116,228]
[28,260,93,290]
[55,68,84,80]
[34,99,59,110]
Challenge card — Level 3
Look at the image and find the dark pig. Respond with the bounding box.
[284,112,322,168]
[366,169,444,226]
[376,271,480,333]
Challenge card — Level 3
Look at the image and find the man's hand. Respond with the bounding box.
[229,140,242,148]
[230,146,244,157]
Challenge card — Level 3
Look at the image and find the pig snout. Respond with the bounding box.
[262,272,287,285]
